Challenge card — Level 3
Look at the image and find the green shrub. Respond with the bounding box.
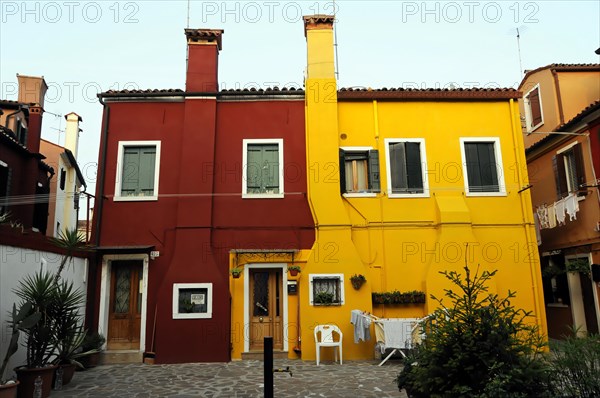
[547,331,600,397]
[396,265,551,398]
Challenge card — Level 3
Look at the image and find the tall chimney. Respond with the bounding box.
[64,112,82,157]
[17,74,48,107]
[184,29,223,92]
[303,15,335,80]
[17,75,47,154]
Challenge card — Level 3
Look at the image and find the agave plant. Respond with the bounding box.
[0,302,41,383]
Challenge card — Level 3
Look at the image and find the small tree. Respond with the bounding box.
[396,265,550,398]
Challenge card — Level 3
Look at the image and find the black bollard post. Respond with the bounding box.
[264,336,274,398]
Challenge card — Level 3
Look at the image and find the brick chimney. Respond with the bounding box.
[64,112,82,157]
[17,74,47,154]
[303,15,335,79]
[184,29,223,92]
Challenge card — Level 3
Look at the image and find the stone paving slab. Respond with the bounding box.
[51,360,407,398]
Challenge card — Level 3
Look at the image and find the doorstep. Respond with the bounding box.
[101,350,143,365]
[241,351,290,360]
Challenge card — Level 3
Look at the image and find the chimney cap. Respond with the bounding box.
[64,112,83,122]
[185,29,224,50]
[303,15,335,36]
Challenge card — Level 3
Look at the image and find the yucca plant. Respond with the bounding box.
[13,271,58,368]
[50,228,89,285]
[49,279,86,367]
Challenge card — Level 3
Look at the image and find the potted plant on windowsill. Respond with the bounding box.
[350,274,366,290]
[314,292,335,305]
[287,266,301,277]
[0,303,41,398]
[230,267,243,279]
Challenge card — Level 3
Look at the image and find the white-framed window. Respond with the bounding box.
[114,141,161,201]
[554,142,586,199]
[242,139,284,199]
[309,274,344,306]
[524,84,544,132]
[384,138,429,198]
[172,283,213,319]
[339,147,380,197]
[460,137,506,196]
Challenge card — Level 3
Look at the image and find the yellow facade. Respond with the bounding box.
[229,15,547,361]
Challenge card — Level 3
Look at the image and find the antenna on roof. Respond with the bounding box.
[333,0,340,81]
[516,27,524,79]
[186,0,190,29]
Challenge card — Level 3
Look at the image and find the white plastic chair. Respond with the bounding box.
[314,324,343,366]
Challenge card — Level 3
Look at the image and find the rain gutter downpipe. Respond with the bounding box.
[95,96,110,247]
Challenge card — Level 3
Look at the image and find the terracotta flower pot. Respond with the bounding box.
[289,269,299,277]
[16,365,57,398]
[53,363,76,388]
[0,381,19,398]
[351,279,364,290]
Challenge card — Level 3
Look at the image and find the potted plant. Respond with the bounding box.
[77,332,105,369]
[287,266,301,277]
[50,280,86,387]
[314,292,335,305]
[13,271,58,398]
[0,303,41,398]
[350,274,366,290]
[230,267,243,279]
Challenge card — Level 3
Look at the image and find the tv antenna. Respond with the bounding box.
[514,26,527,79]
[186,0,190,28]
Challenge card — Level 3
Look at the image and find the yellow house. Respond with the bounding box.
[230,15,547,361]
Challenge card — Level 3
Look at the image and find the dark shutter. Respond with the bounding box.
[405,142,423,193]
[389,143,406,193]
[552,155,568,199]
[464,143,482,191]
[573,144,586,194]
[60,169,66,190]
[368,150,380,193]
[339,149,346,194]
[481,142,499,191]
[529,88,542,127]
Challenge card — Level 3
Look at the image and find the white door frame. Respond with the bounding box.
[243,263,288,353]
[565,253,600,334]
[99,254,149,352]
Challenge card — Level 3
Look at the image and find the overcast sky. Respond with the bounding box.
[1,0,599,200]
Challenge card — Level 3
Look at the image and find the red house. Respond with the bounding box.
[92,29,314,363]
[0,75,53,233]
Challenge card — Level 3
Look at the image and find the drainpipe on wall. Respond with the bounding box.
[94,100,110,247]
[552,69,565,126]
[509,98,545,334]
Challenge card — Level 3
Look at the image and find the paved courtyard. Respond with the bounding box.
[51,360,407,398]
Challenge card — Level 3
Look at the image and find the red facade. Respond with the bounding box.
[92,30,313,363]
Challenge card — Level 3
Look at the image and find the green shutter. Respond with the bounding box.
[263,145,279,193]
[368,150,380,193]
[121,146,156,196]
[139,147,156,196]
[247,144,279,194]
[339,149,347,194]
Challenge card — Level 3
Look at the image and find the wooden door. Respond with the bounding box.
[107,260,143,350]
[249,269,283,351]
